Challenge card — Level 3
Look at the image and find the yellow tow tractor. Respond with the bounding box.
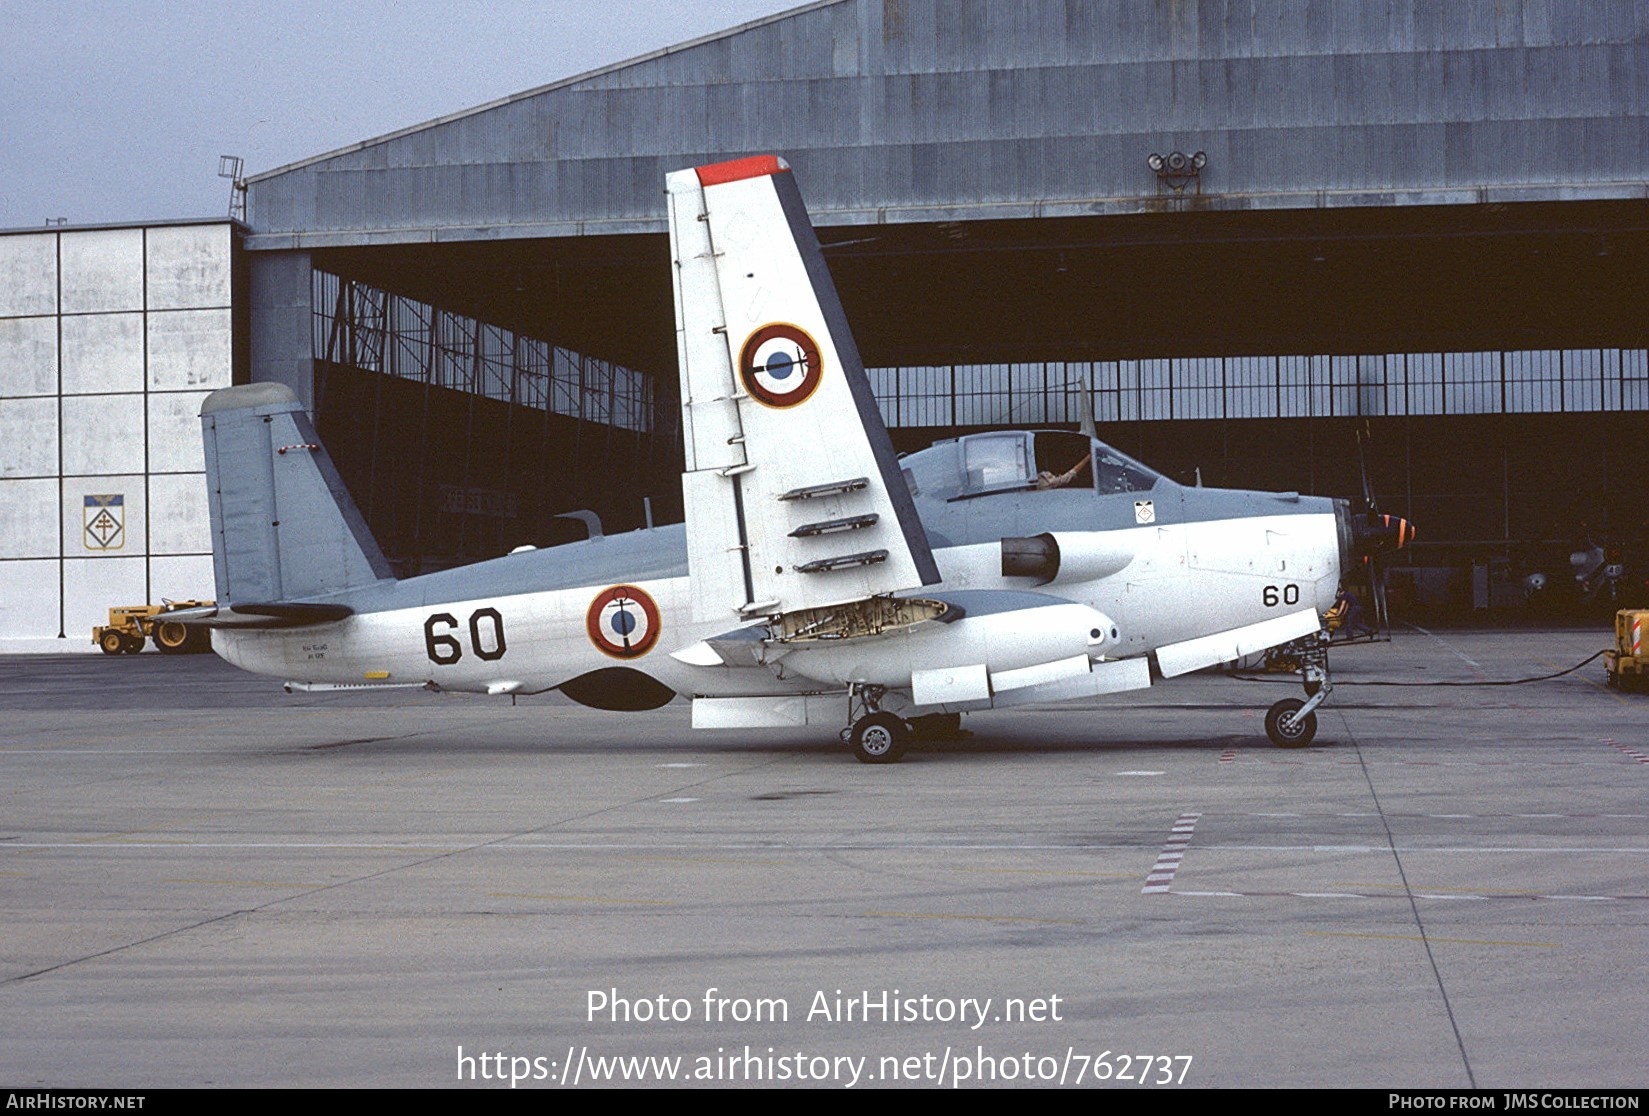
[1604,609,1649,693]
[93,601,214,655]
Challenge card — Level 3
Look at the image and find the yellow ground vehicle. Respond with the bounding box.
[93,601,214,655]
[1603,609,1649,692]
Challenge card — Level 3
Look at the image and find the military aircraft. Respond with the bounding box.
[162,154,1410,762]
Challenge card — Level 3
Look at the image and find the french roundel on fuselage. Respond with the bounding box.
[585,585,661,659]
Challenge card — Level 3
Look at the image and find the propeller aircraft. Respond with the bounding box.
[160,154,1411,762]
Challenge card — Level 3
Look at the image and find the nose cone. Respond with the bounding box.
[1335,501,1416,572]
[1358,512,1416,554]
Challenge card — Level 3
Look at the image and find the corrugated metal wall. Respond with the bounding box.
[246,0,1649,247]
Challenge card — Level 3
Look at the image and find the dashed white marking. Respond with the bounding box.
[658,763,705,768]
[1142,811,1202,894]
[1607,740,1649,764]
[1115,770,1165,776]
[658,797,699,804]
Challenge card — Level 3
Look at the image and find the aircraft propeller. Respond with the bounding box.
[1349,420,1415,634]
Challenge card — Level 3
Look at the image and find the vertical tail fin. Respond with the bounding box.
[200,383,392,605]
[666,155,939,623]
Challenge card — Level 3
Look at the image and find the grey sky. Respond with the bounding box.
[0,0,805,229]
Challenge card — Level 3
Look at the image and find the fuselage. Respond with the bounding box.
[212,432,1346,709]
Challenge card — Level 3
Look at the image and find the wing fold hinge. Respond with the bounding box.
[779,477,869,501]
[788,513,879,538]
[794,549,888,574]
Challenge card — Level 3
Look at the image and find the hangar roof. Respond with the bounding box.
[245,0,1649,251]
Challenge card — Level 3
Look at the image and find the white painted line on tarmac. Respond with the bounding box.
[1405,623,1484,670]
[1165,888,1645,904]
[6,839,1649,856]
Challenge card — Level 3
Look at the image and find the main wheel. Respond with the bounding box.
[1265,698,1317,748]
[99,630,124,655]
[850,712,909,764]
[908,712,963,740]
[154,621,190,654]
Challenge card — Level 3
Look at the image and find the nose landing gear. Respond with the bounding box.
[1264,632,1330,748]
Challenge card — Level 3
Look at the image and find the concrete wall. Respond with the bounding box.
[0,222,238,649]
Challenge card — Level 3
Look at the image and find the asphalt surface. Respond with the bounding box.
[1,626,1645,1089]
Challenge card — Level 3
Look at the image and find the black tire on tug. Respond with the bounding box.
[154,621,190,654]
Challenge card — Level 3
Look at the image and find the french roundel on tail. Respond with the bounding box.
[666,156,940,623]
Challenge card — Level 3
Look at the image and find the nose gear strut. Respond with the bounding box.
[1264,631,1331,747]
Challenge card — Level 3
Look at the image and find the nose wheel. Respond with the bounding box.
[1262,633,1330,748]
[1265,698,1317,747]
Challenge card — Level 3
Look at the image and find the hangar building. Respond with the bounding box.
[0,222,241,646]
[4,0,1647,645]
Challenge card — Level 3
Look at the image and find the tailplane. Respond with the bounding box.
[199,383,392,609]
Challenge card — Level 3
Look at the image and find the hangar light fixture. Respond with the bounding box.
[1147,150,1207,195]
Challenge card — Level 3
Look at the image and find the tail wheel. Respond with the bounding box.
[154,622,190,654]
[1265,698,1317,748]
[99,630,125,655]
[850,712,909,764]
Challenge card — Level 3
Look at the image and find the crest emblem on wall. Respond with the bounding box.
[83,494,125,550]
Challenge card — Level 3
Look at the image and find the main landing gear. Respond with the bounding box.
[840,685,907,764]
[841,685,970,763]
[1264,632,1331,748]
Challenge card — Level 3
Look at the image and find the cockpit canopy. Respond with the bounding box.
[948,430,1162,498]
[900,430,1165,502]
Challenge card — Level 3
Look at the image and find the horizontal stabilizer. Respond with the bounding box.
[152,602,354,629]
